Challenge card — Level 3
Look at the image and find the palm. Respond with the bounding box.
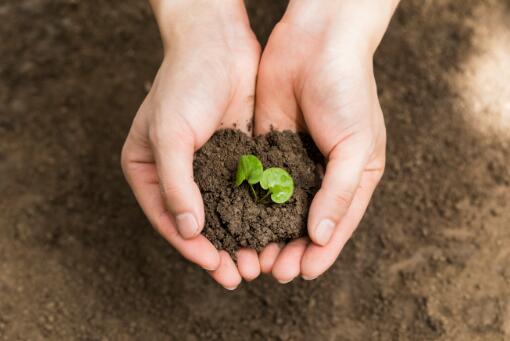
[255,22,386,281]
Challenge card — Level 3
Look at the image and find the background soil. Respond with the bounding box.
[1,0,509,340]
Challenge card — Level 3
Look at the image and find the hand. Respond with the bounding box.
[121,0,261,289]
[256,0,399,282]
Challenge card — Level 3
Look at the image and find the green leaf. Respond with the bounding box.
[260,167,294,204]
[235,154,263,187]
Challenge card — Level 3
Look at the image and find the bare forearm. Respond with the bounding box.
[148,0,252,52]
[283,0,400,54]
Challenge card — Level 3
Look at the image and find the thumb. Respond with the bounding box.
[307,136,368,246]
[151,119,205,240]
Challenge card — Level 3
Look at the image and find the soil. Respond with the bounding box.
[1,0,510,340]
[194,129,323,256]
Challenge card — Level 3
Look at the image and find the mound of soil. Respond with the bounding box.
[193,129,324,255]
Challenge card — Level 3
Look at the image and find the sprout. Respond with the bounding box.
[235,155,294,204]
[235,154,263,200]
[235,154,263,186]
[260,167,294,204]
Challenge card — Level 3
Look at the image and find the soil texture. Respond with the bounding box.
[194,129,323,255]
[1,0,510,340]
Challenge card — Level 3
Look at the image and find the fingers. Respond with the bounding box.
[151,117,205,240]
[307,137,368,246]
[236,248,261,281]
[208,251,243,290]
[301,171,381,279]
[121,136,220,271]
[271,238,308,283]
[259,243,283,274]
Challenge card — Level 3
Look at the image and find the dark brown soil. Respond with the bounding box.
[194,129,323,255]
[1,0,510,340]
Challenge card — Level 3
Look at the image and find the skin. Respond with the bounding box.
[121,0,260,289]
[122,0,399,289]
[255,0,399,282]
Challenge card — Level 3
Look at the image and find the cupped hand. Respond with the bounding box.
[121,0,261,289]
[256,0,399,282]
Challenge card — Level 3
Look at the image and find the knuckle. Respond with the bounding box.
[371,171,385,187]
[148,116,194,150]
[120,144,129,171]
[369,161,386,186]
[119,143,141,176]
[160,182,184,198]
[160,178,193,201]
[120,142,135,177]
[153,212,180,241]
[376,166,385,182]
[331,189,355,209]
[148,125,162,147]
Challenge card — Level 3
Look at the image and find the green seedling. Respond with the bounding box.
[235,154,263,200]
[260,167,294,204]
[235,154,294,204]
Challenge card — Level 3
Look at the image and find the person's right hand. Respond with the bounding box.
[121,0,261,289]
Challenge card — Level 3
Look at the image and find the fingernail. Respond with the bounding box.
[203,264,217,271]
[278,278,294,284]
[315,219,335,245]
[301,275,317,281]
[175,212,199,239]
[225,285,239,291]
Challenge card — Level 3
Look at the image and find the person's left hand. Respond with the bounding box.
[255,0,398,282]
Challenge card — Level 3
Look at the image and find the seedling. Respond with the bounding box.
[260,167,294,204]
[235,154,263,200]
[235,154,294,204]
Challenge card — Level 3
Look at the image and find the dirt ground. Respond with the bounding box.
[1,0,509,340]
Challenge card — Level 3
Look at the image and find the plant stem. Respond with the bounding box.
[249,184,258,201]
[259,191,271,203]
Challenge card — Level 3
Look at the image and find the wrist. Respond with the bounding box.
[149,0,252,53]
[283,0,400,55]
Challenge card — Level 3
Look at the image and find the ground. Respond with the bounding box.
[0,0,509,340]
